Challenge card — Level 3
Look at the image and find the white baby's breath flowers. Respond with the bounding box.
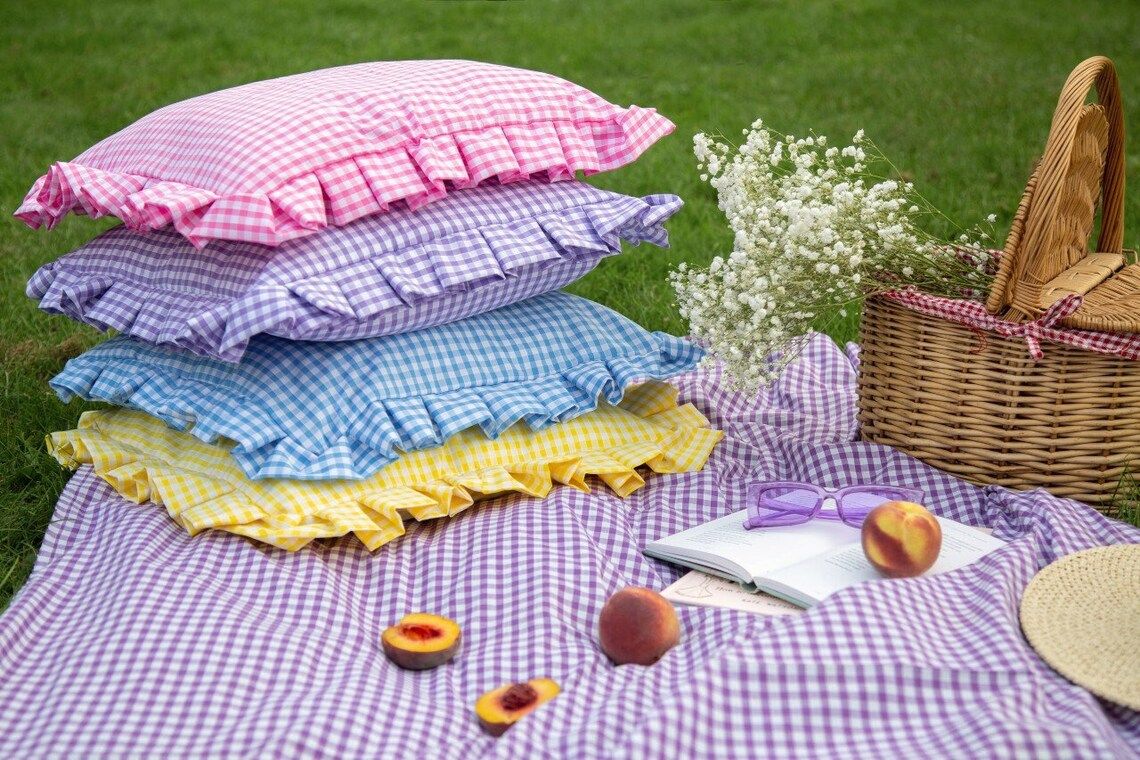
[671,121,997,391]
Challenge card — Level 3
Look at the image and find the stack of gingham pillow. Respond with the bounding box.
[18,60,721,551]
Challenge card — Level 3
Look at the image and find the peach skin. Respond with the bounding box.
[598,586,681,666]
[861,501,942,578]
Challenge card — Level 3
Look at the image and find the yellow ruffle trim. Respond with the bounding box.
[49,381,722,551]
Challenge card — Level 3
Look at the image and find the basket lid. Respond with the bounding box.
[985,56,1126,319]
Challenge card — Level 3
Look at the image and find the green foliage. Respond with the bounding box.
[1112,469,1140,527]
[1,0,1138,608]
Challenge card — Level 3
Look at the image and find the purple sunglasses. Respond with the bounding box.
[743,481,925,530]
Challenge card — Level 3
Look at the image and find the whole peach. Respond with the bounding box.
[861,501,942,578]
[598,586,680,666]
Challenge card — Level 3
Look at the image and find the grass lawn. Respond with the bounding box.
[1,0,1138,609]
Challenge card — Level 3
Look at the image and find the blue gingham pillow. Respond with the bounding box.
[29,180,681,363]
[51,292,704,481]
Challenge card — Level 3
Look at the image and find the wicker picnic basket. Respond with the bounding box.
[858,57,1139,514]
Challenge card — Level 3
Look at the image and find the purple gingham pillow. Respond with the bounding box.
[28,180,681,363]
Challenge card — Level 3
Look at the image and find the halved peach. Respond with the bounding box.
[381,612,461,670]
[474,678,560,736]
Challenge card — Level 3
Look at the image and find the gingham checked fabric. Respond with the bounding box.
[50,291,704,481]
[28,179,681,362]
[48,381,722,551]
[3,334,1137,758]
[15,60,675,248]
[884,287,1140,360]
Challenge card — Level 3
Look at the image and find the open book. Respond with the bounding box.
[645,509,1005,608]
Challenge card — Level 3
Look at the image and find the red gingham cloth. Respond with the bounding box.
[883,288,1140,361]
[14,60,674,248]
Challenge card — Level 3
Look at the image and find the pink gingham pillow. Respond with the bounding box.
[15,60,674,248]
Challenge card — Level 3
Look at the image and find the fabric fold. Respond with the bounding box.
[48,381,722,552]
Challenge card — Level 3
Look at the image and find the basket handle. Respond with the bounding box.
[985,57,1126,317]
[1021,56,1126,259]
[985,165,1039,314]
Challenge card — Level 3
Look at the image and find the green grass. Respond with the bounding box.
[1,0,1138,609]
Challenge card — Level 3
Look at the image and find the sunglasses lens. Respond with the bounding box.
[838,489,915,524]
[750,486,819,526]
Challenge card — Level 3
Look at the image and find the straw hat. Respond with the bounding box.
[1020,543,1140,710]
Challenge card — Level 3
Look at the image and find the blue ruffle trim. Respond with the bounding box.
[50,333,704,480]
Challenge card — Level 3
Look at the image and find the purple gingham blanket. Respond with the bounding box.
[1,334,1137,758]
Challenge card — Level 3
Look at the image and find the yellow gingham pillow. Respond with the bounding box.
[49,381,721,551]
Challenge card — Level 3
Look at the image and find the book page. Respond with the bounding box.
[662,570,804,616]
[759,518,1005,606]
[644,509,860,583]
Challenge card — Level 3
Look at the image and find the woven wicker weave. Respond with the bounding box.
[858,57,1139,512]
[859,298,1140,512]
[986,56,1138,332]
